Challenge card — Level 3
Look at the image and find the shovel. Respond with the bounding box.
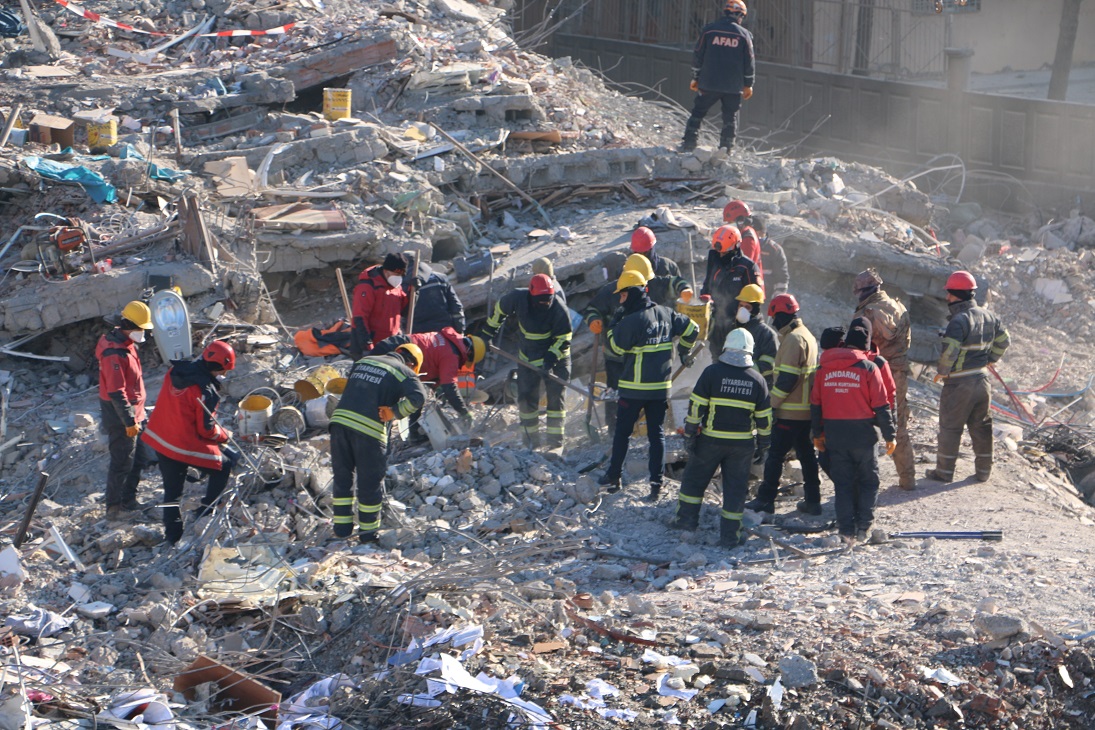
[671,340,707,382]
[488,344,612,402]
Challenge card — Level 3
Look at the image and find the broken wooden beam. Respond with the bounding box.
[274,35,398,91]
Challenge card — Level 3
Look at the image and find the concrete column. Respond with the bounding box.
[944,47,974,92]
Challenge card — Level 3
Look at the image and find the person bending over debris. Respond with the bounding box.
[680,0,754,152]
[928,270,1010,484]
[371,328,486,433]
[350,252,409,359]
[746,294,820,517]
[730,284,777,387]
[811,319,895,544]
[142,341,239,546]
[409,261,465,334]
[482,274,573,450]
[629,226,683,279]
[672,329,771,547]
[751,215,789,296]
[329,344,427,543]
[600,270,699,499]
[701,225,760,353]
[97,300,157,520]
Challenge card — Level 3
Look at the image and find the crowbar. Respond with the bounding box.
[488,344,612,402]
[889,530,1002,541]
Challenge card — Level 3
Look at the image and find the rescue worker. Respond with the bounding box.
[600,270,699,499]
[482,274,573,450]
[532,257,567,307]
[751,215,789,296]
[629,226,683,279]
[731,283,777,387]
[814,325,848,480]
[701,224,760,361]
[672,329,771,547]
[97,300,155,519]
[739,226,765,290]
[142,341,238,545]
[329,344,426,542]
[410,261,465,334]
[928,271,1010,483]
[851,269,914,490]
[680,0,754,152]
[746,294,821,515]
[811,318,895,543]
[350,253,409,358]
[371,329,487,430]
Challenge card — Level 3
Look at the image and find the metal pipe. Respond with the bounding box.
[889,530,1002,541]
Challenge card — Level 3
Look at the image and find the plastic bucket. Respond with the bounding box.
[238,394,273,436]
[324,377,347,417]
[87,118,118,148]
[676,300,712,341]
[323,88,351,121]
[305,396,331,428]
[294,365,340,401]
[271,406,306,438]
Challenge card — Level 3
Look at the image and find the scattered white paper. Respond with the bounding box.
[768,676,784,712]
[656,673,698,701]
[744,667,766,683]
[921,666,964,686]
[586,678,619,701]
[277,674,356,730]
[707,698,727,714]
[98,688,175,730]
[0,546,27,583]
[642,648,689,667]
[397,693,442,708]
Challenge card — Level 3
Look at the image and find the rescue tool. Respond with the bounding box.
[488,344,612,402]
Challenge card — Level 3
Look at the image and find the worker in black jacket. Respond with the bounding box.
[630,227,683,279]
[730,283,778,387]
[672,328,771,547]
[482,274,573,450]
[701,224,760,352]
[681,0,755,151]
[329,345,426,543]
[408,262,465,334]
[600,270,699,499]
[751,215,789,296]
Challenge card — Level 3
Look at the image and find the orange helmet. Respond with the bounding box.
[725,0,747,16]
[712,225,742,254]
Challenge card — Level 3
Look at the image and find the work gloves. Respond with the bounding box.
[684,422,700,454]
[378,406,396,423]
[125,424,141,438]
[679,289,694,304]
[885,441,897,456]
[223,444,242,470]
[542,352,559,372]
[753,438,770,465]
[690,80,699,92]
[457,413,474,432]
[742,87,753,100]
[679,347,696,368]
[588,319,604,335]
[813,435,826,452]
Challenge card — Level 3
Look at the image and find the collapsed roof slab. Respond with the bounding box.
[270,34,399,94]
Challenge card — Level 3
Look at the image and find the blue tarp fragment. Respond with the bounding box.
[23,156,116,204]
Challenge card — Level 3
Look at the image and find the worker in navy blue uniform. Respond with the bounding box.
[680,0,755,152]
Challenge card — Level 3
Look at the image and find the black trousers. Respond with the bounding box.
[606,397,669,484]
[677,437,754,520]
[158,452,231,544]
[100,400,155,507]
[683,91,743,149]
[516,357,570,447]
[829,446,880,536]
[757,419,821,503]
[330,423,387,538]
[603,359,623,430]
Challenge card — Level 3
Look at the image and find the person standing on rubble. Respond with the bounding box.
[409,261,465,334]
[599,270,700,500]
[701,224,760,352]
[746,294,821,516]
[350,253,409,359]
[672,329,771,547]
[142,341,239,546]
[928,271,1010,483]
[811,318,895,543]
[730,284,777,387]
[97,300,156,520]
[630,227,684,280]
[851,269,914,490]
[481,274,573,450]
[680,0,754,152]
[751,215,789,296]
[329,344,426,543]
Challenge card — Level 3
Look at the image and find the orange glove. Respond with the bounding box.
[689,80,699,92]
[378,406,396,422]
[679,289,694,304]
[589,319,604,335]
[813,436,826,452]
[125,424,141,438]
[933,373,945,384]
[700,294,712,303]
[742,87,753,101]
[885,441,897,456]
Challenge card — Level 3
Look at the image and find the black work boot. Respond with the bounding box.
[643,481,662,503]
[745,497,774,514]
[924,468,952,483]
[796,500,822,516]
[667,500,700,531]
[598,472,622,493]
[719,518,745,548]
[678,134,698,153]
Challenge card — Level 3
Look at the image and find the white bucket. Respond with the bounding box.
[238,394,273,436]
[305,396,331,428]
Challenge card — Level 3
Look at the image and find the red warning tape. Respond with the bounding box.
[54,0,295,37]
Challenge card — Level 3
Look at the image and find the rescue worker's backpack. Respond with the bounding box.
[294,319,352,357]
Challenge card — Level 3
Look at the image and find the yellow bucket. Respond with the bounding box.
[322,88,352,121]
[324,377,347,417]
[294,365,341,401]
[677,299,712,341]
[87,118,117,148]
[238,394,273,436]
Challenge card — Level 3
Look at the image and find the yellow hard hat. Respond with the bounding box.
[615,270,648,293]
[121,300,153,330]
[736,283,765,304]
[395,343,424,374]
[622,253,654,283]
[467,335,486,364]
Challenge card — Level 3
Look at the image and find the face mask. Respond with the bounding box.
[216,374,227,382]
[386,274,403,288]
[736,306,751,324]
[129,330,146,343]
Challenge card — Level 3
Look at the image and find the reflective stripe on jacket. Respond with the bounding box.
[686,360,771,440]
[483,288,572,367]
[142,361,227,469]
[330,354,427,445]
[770,318,817,421]
[608,301,699,399]
[938,300,1009,378]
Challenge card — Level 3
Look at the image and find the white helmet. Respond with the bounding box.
[724,328,754,353]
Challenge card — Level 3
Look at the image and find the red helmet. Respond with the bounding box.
[767,293,800,317]
[712,225,742,254]
[945,270,977,291]
[740,225,758,242]
[529,273,555,297]
[202,340,236,371]
[630,226,657,253]
[723,200,751,222]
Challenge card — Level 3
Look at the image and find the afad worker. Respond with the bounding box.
[723,201,788,295]
[600,270,699,500]
[672,329,771,548]
[680,0,754,152]
[811,318,894,544]
[142,342,239,545]
[701,224,760,360]
[482,274,573,450]
[96,300,155,520]
[329,345,426,543]
[928,271,1010,483]
[350,253,408,359]
[730,283,777,387]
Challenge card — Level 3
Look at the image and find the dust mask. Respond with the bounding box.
[129,330,146,343]
[386,274,403,288]
[736,306,751,324]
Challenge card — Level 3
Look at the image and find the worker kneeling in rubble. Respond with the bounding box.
[329,344,427,543]
[371,329,487,434]
[142,341,239,546]
[672,329,771,547]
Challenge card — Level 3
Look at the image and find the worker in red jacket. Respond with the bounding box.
[351,253,409,358]
[810,319,895,544]
[142,341,239,545]
[96,300,156,520]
